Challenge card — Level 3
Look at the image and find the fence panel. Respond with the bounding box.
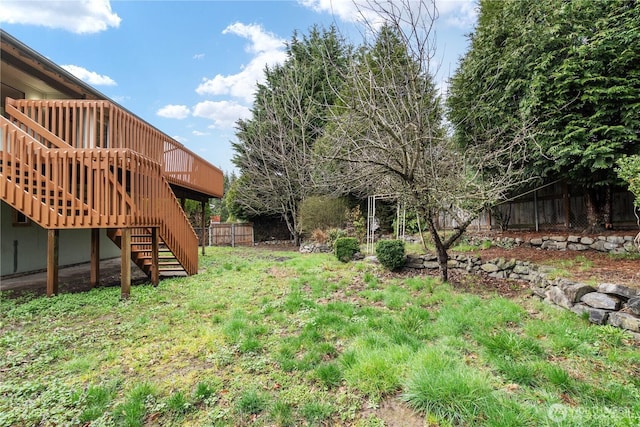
[439,185,636,232]
[209,223,254,247]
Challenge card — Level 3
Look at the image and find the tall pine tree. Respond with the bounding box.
[448,0,640,231]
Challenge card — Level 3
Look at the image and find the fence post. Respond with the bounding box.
[534,190,539,232]
[563,183,571,229]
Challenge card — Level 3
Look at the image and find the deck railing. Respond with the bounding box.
[5,98,223,198]
[0,116,198,274]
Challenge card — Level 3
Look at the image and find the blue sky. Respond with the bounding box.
[1,0,477,174]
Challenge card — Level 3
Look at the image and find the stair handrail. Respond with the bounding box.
[1,116,160,228]
[1,116,198,273]
[5,98,223,198]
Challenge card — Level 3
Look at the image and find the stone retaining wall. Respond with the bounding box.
[299,238,640,338]
[469,234,639,254]
[299,242,331,253]
[405,253,640,339]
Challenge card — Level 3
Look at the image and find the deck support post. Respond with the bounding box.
[201,200,206,256]
[46,229,59,296]
[90,228,100,288]
[121,228,131,299]
[151,227,159,286]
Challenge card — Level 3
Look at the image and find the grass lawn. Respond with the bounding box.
[1,246,639,426]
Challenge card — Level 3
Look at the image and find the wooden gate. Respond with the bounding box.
[209,223,254,247]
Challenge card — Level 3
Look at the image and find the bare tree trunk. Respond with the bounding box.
[584,187,611,233]
[603,185,613,229]
[283,212,302,246]
[424,210,477,282]
[634,206,640,251]
[426,217,448,282]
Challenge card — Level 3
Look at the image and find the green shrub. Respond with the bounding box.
[334,237,360,262]
[375,240,406,270]
[327,228,347,248]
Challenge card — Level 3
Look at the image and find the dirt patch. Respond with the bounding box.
[363,395,426,427]
[0,258,149,298]
[255,234,640,294]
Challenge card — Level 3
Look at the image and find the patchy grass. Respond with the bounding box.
[543,255,593,271]
[608,251,640,261]
[1,246,639,426]
[541,254,595,279]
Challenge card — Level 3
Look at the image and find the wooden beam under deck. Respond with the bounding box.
[120,228,131,299]
[90,228,100,288]
[201,200,206,256]
[151,227,159,286]
[46,229,59,296]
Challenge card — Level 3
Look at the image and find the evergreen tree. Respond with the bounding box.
[448,0,640,231]
[231,26,350,244]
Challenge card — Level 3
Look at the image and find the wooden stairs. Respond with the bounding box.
[1,98,216,294]
[107,228,187,277]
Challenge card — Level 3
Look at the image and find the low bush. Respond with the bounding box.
[334,237,360,262]
[327,228,347,248]
[376,240,406,270]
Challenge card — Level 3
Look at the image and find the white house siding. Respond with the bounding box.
[0,201,120,276]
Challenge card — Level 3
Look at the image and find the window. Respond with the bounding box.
[1,83,25,117]
[12,209,30,226]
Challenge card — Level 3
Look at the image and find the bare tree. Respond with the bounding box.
[231,27,349,245]
[232,64,318,245]
[319,0,533,280]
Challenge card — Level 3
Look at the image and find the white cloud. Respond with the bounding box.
[196,22,287,103]
[192,130,210,136]
[299,0,476,29]
[222,22,286,54]
[61,64,116,86]
[437,0,477,29]
[157,104,191,119]
[110,95,130,104]
[299,0,383,26]
[0,0,121,34]
[173,135,188,144]
[192,100,251,129]
[193,53,205,60]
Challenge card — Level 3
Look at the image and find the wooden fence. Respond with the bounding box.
[439,182,637,231]
[209,223,254,247]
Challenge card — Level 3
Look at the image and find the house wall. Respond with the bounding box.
[0,202,120,276]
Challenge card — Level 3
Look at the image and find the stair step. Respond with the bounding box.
[159,267,187,273]
[106,228,188,276]
[135,255,177,261]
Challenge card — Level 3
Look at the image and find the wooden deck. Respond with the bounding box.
[1,98,223,297]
